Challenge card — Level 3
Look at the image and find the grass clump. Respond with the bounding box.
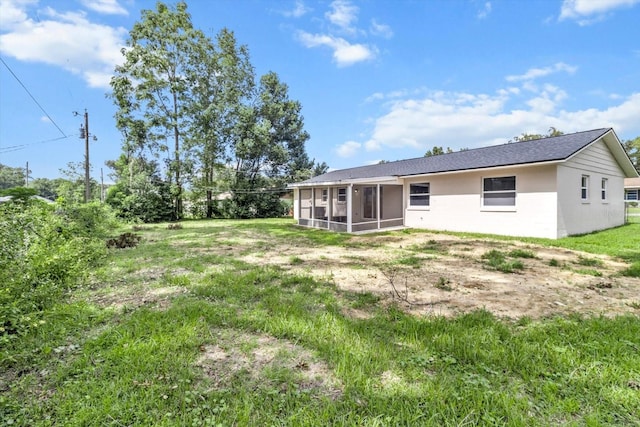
[434,277,453,291]
[509,248,536,259]
[481,250,525,273]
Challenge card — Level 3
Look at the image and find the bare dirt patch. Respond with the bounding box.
[196,331,342,399]
[235,232,640,319]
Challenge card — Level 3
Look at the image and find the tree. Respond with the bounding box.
[0,163,26,189]
[105,154,174,222]
[424,146,453,157]
[622,136,640,173]
[224,72,312,218]
[187,28,255,218]
[110,1,209,219]
[510,127,564,143]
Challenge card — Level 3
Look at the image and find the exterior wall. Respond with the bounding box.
[403,164,559,238]
[557,140,626,237]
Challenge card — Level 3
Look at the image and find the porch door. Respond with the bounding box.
[363,187,377,219]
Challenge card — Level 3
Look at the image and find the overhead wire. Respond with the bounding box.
[0,55,67,138]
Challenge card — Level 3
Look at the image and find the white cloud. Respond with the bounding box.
[346,83,640,158]
[282,0,310,18]
[506,62,577,82]
[477,2,492,19]
[370,19,393,38]
[297,31,376,66]
[80,0,128,15]
[336,140,361,157]
[325,0,359,33]
[0,2,127,89]
[559,0,640,24]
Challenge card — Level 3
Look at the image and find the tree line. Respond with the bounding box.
[107,1,326,221]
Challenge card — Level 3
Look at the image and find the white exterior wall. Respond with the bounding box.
[403,164,559,238]
[557,140,626,237]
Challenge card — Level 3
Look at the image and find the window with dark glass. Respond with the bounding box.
[581,175,589,200]
[337,187,347,203]
[482,176,516,206]
[409,183,430,206]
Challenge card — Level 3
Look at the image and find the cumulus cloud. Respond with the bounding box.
[297,31,376,66]
[506,62,577,82]
[559,0,640,24]
[282,0,310,18]
[0,1,127,89]
[336,140,362,157]
[293,0,391,66]
[80,0,128,15]
[336,65,640,159]
[325,0,359,33]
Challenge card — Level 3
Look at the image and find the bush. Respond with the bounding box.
[0,199,114,342]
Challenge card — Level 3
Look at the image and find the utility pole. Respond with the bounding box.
[74,109,97,203]
[100,167,105,203]
[25,161,29,186]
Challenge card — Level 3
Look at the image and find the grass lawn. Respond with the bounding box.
[2,219,639,426]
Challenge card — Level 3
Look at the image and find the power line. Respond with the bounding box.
[0,135,72,154]
[0,56,67,138]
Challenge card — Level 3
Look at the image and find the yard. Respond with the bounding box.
[2,218,639,425]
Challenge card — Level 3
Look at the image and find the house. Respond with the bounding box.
[289,128,639,239]
[624,177,640,203]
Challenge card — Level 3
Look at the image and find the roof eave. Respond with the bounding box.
[288,176,401,188]
[399,159,565,179]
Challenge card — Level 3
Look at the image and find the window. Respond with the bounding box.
[626,190,638,201]
[601,178,608,201]
[581,175,589,201]
[321,189,328,203]
[409,183,430,207]
[337,188,347,203]
[482,176,516,207]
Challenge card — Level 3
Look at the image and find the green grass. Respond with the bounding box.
[2,218,639,426]
[481,249,525,273]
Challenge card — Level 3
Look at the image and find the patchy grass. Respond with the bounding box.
[481,249,525,273]
[2,218,639,426]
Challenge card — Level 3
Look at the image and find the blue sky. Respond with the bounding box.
[1,0,639,181]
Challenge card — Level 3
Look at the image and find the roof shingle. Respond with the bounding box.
[300,128,611,184]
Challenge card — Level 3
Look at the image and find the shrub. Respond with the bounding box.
[0,199,113,342]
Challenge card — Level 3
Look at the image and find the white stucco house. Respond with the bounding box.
[624,177,640,202]
[289,128,639,239]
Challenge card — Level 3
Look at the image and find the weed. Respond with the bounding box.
[289,256,304,265]
[396,255,423,268]
[549,258,561,267]
[575,256,604,268]
[622,262,640,278]
[509,249,536,258]
[434,277,453,291]
[481,250,524,273]
[627,301,640,310]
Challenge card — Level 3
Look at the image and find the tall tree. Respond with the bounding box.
[225,72,312,217]
[110,1,208,219]
[187,29,255,218]
[623,136,640,173]
[0,163,26,189]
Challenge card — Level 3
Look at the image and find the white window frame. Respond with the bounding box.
[601,178,608,202]
[625,189,638,201]
[408,182,430,209]
[321,188,328,204]
[581,175,589,202]
[481,176,516,211]
[337,187,347,203]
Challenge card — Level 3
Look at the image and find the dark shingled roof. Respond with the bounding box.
[299,128,611,184]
